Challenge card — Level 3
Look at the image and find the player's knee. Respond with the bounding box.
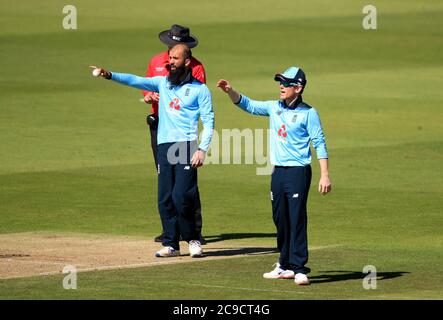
[173,189,195,210]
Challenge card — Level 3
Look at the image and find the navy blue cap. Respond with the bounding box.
[274,67,307,87]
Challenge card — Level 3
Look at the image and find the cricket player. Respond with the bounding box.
[92,44,214,258]
[143,24,207,245]
[217,67,331,285]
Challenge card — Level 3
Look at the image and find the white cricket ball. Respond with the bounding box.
[92,68,101,77]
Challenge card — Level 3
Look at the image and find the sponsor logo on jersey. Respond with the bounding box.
[277,124,287,138]
[169,98,181,110]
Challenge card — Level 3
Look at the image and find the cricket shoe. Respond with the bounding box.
[294,273,310,285]
[155,246,180,257]
[189,240,203,257]
[263,263,295,279]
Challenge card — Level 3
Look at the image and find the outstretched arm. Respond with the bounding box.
[217,79,270,116]
[143,61,159,104]
[217,79,241,104]
[89,65,161,92]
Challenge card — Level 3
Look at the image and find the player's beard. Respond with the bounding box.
[168,65,191,86]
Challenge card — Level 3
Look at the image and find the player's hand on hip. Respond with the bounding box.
[191,149,206,168]
[217,79,232,93]
[318,176,331,195]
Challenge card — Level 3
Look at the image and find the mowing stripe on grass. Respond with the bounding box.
[159,281,308,295]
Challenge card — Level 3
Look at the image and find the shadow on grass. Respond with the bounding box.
[310,270,410,284]
[204,233,276,243]
[202,246,277,258]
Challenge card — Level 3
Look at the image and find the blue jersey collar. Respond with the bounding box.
[282,95,303,109]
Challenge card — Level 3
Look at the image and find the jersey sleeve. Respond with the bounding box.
[143,59,155,96]
[307,108,328,159]
[197,85,215,152]
[111,72,162,92]
[234,94,271,116]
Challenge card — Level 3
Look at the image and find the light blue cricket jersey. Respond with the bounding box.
[236,95,328,166]
[111,72,215,151]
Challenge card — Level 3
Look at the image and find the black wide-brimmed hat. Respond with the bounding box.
[158,24,198,48]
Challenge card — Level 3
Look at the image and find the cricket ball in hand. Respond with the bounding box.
[92,69,101,77]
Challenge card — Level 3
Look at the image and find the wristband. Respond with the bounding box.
[234,95,242,105]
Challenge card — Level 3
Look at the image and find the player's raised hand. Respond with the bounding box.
[216,79,232,93]
[217,79,241,104]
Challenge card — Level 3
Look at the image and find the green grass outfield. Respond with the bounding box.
[0,0,442,299]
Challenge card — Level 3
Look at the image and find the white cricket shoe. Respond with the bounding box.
[189,240,203,257]
[263,263,295,279]
[294,273,310,285]
[155,246,180,257]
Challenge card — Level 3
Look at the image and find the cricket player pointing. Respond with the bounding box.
[144,25,207,245]
[91,44,214,258]
[217,66,331,285]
